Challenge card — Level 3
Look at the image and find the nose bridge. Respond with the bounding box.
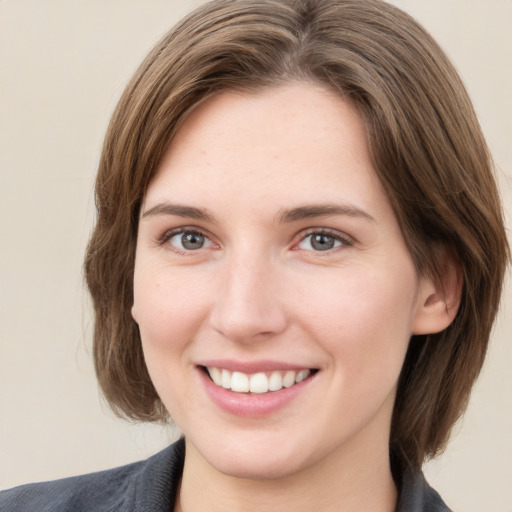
[209,247,287,342]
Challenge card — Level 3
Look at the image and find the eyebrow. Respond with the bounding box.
[141,202,214,222]
[141,201,375,224]
[276,204,375,223]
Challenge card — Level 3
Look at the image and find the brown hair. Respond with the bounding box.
[84,0,509,469]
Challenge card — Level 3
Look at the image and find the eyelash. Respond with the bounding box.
[158,227,216,255]
[296,228,353,253]
[157,227,353,254]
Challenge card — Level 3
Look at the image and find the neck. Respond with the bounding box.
[176,438,397,512]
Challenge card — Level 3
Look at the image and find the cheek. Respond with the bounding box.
[294,264,418,375]
[133,262,211,344]
[133,265,207,412]
[132,266,210,411]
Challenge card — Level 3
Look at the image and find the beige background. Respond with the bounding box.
[0,1,510,510]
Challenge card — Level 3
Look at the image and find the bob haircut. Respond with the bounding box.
[85,0,509,469]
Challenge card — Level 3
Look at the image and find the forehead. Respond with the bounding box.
[144,83,389,221]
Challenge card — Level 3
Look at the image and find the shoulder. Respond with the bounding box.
[398,467,452,512]
[0,439,185,512]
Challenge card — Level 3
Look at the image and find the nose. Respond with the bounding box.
[209,253,288,344]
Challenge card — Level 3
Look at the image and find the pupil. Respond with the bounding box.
[311,234,334,251]
[182,232,204,250]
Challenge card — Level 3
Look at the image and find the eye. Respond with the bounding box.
[167,230,213,251]
[297,231,349,252]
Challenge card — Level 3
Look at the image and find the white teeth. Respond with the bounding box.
[249,372,269,394]
[296,369,310,383]
[206,367,312,394]
[282,370,296,388]
[221,369,231,389]
[209,367,222,386]
[268,371,283,391]
[231,371,249,392]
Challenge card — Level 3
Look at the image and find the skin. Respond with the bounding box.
[132,83,456,512]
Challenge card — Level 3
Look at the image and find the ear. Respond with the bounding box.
[131,305,139,324]
[412,253,462,335]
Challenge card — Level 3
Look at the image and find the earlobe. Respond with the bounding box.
[412,256,462,335]
[131,305,139,324]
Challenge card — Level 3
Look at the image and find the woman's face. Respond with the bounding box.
[133,83,433,480]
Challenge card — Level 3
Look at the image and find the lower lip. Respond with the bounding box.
[198,368,316,418]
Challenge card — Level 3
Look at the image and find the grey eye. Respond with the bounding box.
[298,233,342,251]
[170,231,209,250]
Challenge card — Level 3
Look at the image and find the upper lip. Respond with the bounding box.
[197,359,316,374]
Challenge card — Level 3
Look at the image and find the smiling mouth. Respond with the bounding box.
[202,366,318,394]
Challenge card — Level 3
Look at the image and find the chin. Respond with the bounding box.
[190,432,315,481]
[213,453,302,481]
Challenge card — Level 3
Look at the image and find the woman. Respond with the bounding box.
[1,0,508,510]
